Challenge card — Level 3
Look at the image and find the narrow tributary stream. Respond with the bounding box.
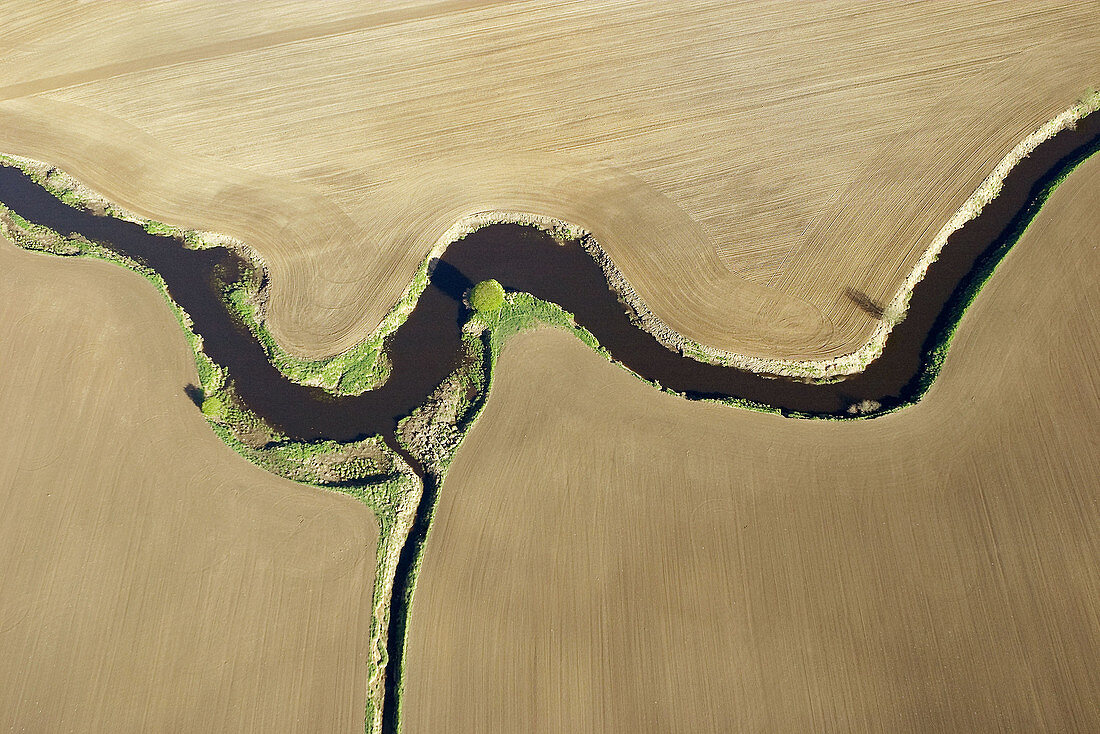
[2,110,1098,732]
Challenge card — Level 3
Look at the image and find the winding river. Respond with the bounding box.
[2,109,1098,733]
[2,113,1099,443]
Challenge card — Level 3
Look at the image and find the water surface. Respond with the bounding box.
[2,112,1098,444]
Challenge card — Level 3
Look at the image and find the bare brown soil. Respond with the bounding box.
[0,240,378,732]
[3,5,1099,730]
[1,2,1097,366]
[403,156,1100,732]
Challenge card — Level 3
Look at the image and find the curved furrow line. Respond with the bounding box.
[1,107,1097,733]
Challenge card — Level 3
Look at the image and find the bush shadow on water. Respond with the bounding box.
[5,108,1100,443]
[4,110,1100,734]
[427,257,472,306]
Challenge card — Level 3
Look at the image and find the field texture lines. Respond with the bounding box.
[403,155,1100,732]
[2,3,1099,732]
[0,240,379,732]
[1,1,1097,364]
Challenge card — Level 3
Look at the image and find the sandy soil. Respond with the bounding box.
[1,1,1096,365]
[0,240,378,732]
[403,155,1100,732]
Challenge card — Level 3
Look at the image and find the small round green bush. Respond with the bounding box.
[200,395,225,419]
[469,279,505,314]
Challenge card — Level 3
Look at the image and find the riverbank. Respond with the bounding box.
[2,97,1099,733]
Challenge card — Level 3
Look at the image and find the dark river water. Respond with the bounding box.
[1,112,1098,445]
[3,112,1098,734]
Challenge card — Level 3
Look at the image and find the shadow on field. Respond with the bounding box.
[845,287,887,319]
[184,383,205,408]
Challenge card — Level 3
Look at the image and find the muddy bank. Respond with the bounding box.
[3,109,1100,734]
[1,111,1099,441]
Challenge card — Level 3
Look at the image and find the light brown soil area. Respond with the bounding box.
[403,155,1100,731]
[0,241,378,732]
[1,2,1097,363]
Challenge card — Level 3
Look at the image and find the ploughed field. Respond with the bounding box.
[2,3,1100,732]
[0,240,379,733]
[403,155,1100,732]
[2,103,1094,442]
[2,107,1097,733]
[2,109,1096,733]
[2,1,1098,365]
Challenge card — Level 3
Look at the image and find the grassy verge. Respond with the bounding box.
[219,266,391,395]
[0,152,436,398]
[5,103,1099,730]
[896,124,1100,413]
[218,252,437,396]
[0,166,420,734]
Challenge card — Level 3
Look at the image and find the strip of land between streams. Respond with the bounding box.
[1,108,1098,733]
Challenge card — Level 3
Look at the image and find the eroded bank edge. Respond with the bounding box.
[7,92,1096,399]
[0,175,595,733]
[0,195,419,733]
[887,124,1100,415]
[389,89,1085,381]
[311,89,1100,389]
[372,112,1100,731]
[3,94,1099,732]
[583,91,1100,381]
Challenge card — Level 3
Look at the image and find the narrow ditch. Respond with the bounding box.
[1,110,1097,732]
